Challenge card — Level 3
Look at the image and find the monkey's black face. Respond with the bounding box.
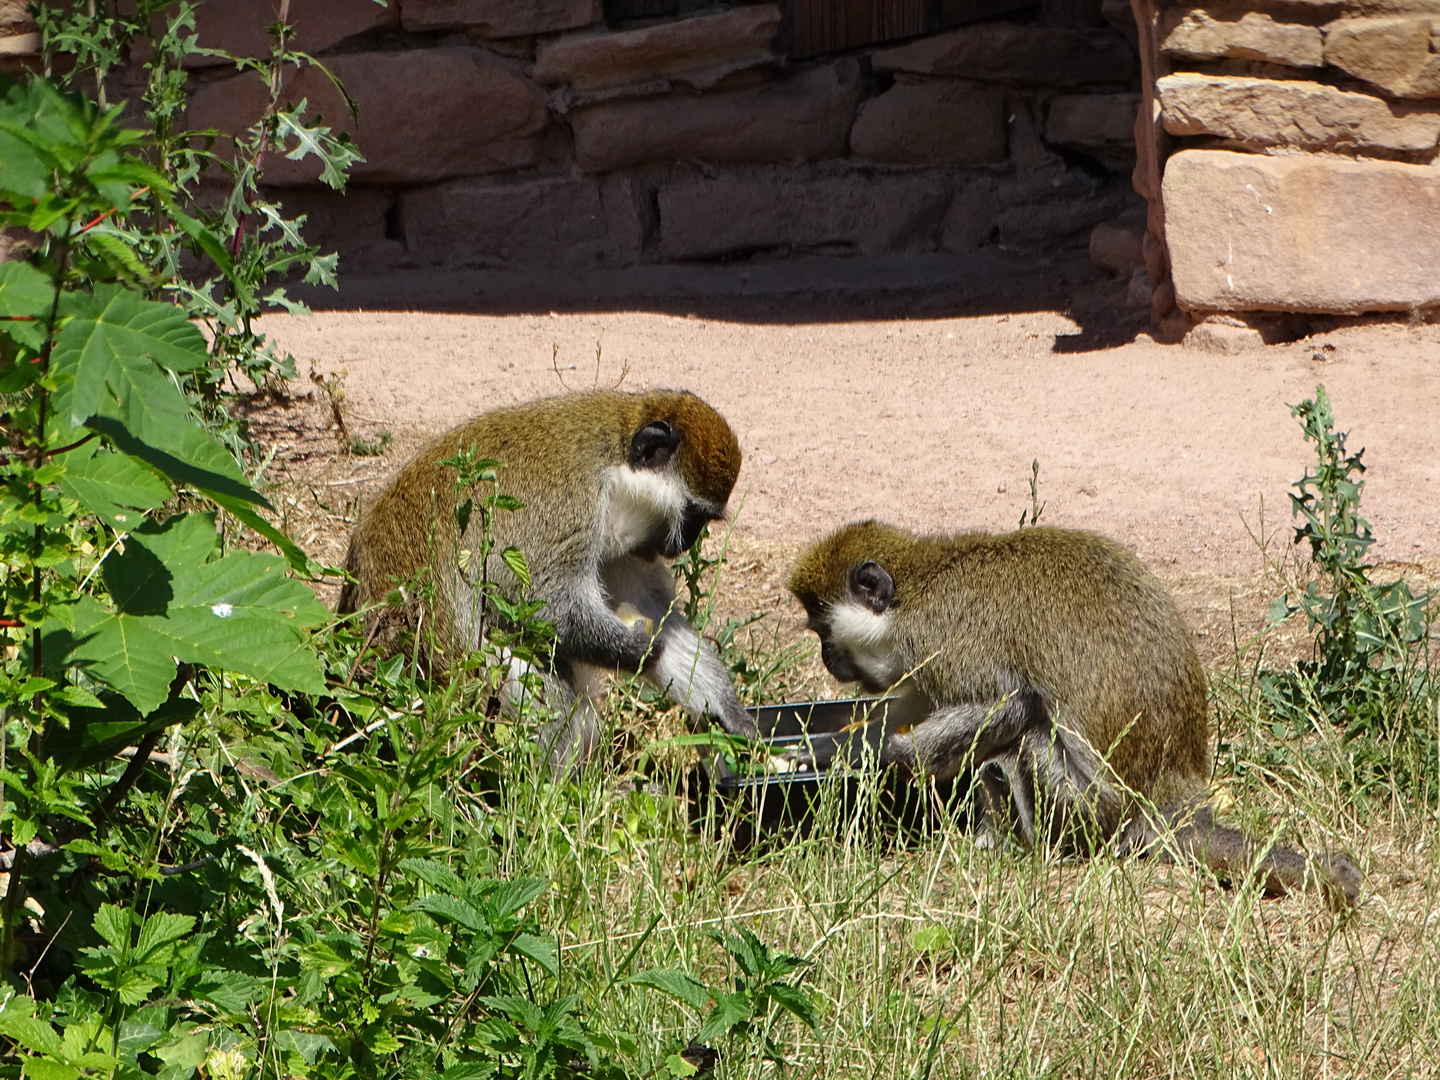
[630,500,719,560]
[818,636,864,685]
[667,502,715,558]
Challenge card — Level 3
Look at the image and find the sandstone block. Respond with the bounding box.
[0,0,33,35]
[1158,73,1440,152]
[1046,92,1139,170]
[187,49,548,185]
[1324,17,1440,99]
[0,31,38,55]
[183,0,397,68]
[1160,8,1322,67]
[994,166,1131,247]
[1101,0,1138,47]
[873,24,1137,86]
[1127,268,1152,306]
[402,175,642,267]
[941,184,1002,251]
[533,5,779,90]
[266,186,407,274]
[1088,209,1145,273]
[1183,318,1264,352]
[402,0,600,36]
[1163,149,1440,313]
[568,63,862,172]
[654,168,959,259]
[851,81,1006,165]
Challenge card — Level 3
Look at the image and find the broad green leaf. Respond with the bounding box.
[368,1030,402,1055]
[499,546,530,588]
[695,991,752,1044]
[0,996,62,1057]
[53,285,208,426]
[155,1030,210,1075]
[628,970,712,1013]
[766,982,818,1028]
[135,912,195,957]
[116,1020,165,1065]
[298,940,352,978]
[57,443,170,531]
[64,515,325,712]
[0,261,51,351]
[21,1058,76,1080]
[477,995,542,1033]
[665,1053,699,1077]
[191,971,259,1015]
[439,1060,497,1080]
[52,355,258,506]
[485,877,548,919]
[508,933,557,977]
[461,950,499,998]
[0,82,56,199]
[408,895,485,934]
[398,858,467,897]
[84,400,314,573]
[67,595,182,715]
[165,546,328,623]
[93,904,132,951]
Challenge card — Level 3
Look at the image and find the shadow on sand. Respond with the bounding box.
[297,248,1150,355]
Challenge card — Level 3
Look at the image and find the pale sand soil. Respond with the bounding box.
[247,256,1440,675]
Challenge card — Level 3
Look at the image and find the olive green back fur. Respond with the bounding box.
[788,522,1211,807]
[337,389,741,651]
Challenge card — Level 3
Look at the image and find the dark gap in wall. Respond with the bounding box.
[383,196,406,247]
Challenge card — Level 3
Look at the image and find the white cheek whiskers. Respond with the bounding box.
[828,600,901,686]
[600,465,688,559]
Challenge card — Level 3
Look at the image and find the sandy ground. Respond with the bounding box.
[251,252,1440,672]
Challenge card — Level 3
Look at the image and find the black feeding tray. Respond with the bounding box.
[692,697,969,847]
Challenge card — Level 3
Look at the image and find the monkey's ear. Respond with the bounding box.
[629,420,681,469]
[849,561,894,614]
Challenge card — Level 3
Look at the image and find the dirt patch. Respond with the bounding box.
[247,257,1440,682]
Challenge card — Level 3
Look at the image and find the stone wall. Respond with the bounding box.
[0,1,1146,276]
[1144,0,1440,323]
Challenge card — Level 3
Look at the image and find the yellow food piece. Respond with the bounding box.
[613,602,655,635]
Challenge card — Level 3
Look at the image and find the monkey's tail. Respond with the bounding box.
[1147,800,1361,912]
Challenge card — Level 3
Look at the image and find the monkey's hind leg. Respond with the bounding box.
[1144,801,1361,911]
[508,657,605,773]
[979,724,1122,857]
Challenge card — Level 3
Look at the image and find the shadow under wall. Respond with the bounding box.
[296,248,1150,354]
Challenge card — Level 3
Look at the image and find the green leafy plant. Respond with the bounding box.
[631,926,818,1071]
[1018,458,1045,528]
[33,0,361,435]
[433,447,555,708]
[0,75,335,955]
[1262,385,1436,793]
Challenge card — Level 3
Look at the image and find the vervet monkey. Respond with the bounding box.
[787,521,1361,908]
[338,389,758,767]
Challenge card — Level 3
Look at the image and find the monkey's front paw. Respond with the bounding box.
[772,747,819,775]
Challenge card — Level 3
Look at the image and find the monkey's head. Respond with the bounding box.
[612,391,742,560]
[787,521,925,691]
